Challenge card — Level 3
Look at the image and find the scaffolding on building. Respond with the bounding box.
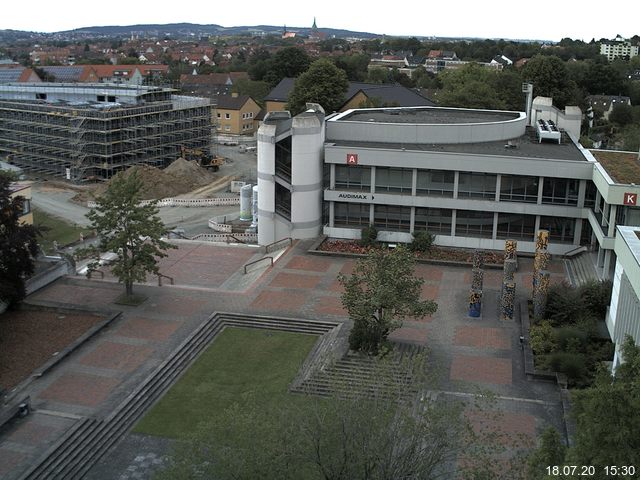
[0,94,212,181]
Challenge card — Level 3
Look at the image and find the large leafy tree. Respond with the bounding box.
[338,246,437,355]
[521,55,581,108]
[0,173,39,308]
[263,46,311,86]
[155,357,508,480]
[85,171,175,298]
[287,58,349,115]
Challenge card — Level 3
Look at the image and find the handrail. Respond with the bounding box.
[243,256,273,274]
[157,273,174,286]
[264,237,292,254]
[562,245,588,259]
[228,235,246,244]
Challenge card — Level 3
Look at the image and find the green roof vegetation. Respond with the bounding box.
[591,150,640,185]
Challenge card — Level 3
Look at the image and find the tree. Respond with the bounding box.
[338,246,437,354]
[568,335,640,468]
[155,356,504,480]
[85,171,175,299]
[521,55,580,108]
[526,427,567,479]
[263,46,311,85]
[0,173,39,308]
[287,58,349,115]
[609,103,633,126]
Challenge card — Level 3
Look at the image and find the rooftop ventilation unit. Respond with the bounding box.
[536,119,561,144]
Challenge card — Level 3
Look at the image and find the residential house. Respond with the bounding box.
[0,66,42,83]
[264,78,434,114]
[490,55,513,69]
[588,95,632,121]
[180,72,249,98]
[215,94,261,135]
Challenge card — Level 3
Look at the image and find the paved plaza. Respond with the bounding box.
[0,240,568,479]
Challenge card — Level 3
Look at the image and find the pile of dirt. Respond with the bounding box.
[90,159,220,200]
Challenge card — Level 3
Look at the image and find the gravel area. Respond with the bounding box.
[0,310,107,391]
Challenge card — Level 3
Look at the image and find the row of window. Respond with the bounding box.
[334,165,582,206]
[216,111,256,120]
[333,202,576,243]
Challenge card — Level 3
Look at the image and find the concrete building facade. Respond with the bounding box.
[257,103,640,281]
[607,226,640,369]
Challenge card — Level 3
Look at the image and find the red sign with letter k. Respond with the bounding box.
[623,192,637,205]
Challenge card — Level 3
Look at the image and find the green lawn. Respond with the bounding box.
[33,208,93,253]
[133,327,318,439]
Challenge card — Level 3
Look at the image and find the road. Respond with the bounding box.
[29,140,257,236]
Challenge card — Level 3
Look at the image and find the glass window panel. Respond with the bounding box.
[458,172,496,199]
[496,213,536,240]
[540,216,575,244]
[373,205,411,231]
[334,202,370,227]
[375,167,412,193]
[335,165,371,190]
[455,210,494,238]
[416,170,455,197]
[542,178,579,206]
[414,207,452,235]
[500,175,539,203]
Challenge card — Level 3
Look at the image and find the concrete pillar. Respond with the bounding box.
[450,210,457,237]
[410,206,415,233]
[537,176,544,205]
[329,201,335,227]
[577,179,586,208]
[597,246,605,268]
[533,271,550,320]
[574,218,583,245]
[603,250,612,276]
[370,166,376,194]
[453,171,459,199]
[411,168,417,196]
[500,282,516,321]
[495,174,501,202]
[608,205,617,237]
[492,212,498,239]
[329,163,335,189]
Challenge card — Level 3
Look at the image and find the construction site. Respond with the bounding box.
[0,83,212,181]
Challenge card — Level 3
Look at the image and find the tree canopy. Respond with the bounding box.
[521,55,581,108]
[287,58,349,115]
[0,173,39,308]
[84,171,175,298]
[338,246,437,354]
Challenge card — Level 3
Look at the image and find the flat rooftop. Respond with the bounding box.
[590,150,640,184]
[338,107,520,125]
[329,130,586,162]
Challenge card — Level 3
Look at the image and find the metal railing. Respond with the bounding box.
[264,237,292,254]
[157,273,174,286]
[562,245,588,259]
[243,256,273,274]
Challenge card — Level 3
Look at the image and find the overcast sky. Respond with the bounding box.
[3,0,638,42]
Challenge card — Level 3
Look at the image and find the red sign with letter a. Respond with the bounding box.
[623,192,637,206]
[346,153,358,165]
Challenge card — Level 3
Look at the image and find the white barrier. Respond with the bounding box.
[208,220,233,233]
[190,232,258,243]
[88,195,240,209]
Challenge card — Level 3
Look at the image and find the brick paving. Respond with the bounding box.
[38,372,121,407]
[270,272,323,289]
[453,326,511,350]
[450,355,513,385]
[78,342,154,372]
[0,242,570,480]
[113,317,182,342]
[466,410,537,447]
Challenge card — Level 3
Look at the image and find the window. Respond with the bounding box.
[108,95,116,102]
[225,113,231,119]
[584,181,597,208]
[19,198,31,215]
[540,216,575,243]
[414,207,452,235]
[275,136,292,181]
[373,205,411,231]
[217,112,221,118]
[275,183,291,220]
[224,125,231,131]
[500,175,538,203]
[496,213,535,240]
[458,172,496,199]
[542,178,578,206]
[375,167,412,193]
[455,210,494,238]
[334,202,370,227]
[416,170,454,197]
[335,165,371,191]
[249,112,254,118]
[97,95,106,102]
[35,93,47,100]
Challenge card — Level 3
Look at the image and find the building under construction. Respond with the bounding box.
[0,83,212,180]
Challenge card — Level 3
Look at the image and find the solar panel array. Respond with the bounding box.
[0,69,24,82]
[40,66,84,82]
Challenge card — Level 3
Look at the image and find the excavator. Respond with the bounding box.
[180,146,224,172]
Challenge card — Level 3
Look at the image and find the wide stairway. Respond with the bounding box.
[18,313,338,480]
[291,342,426,403]
[564,252,599,287]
